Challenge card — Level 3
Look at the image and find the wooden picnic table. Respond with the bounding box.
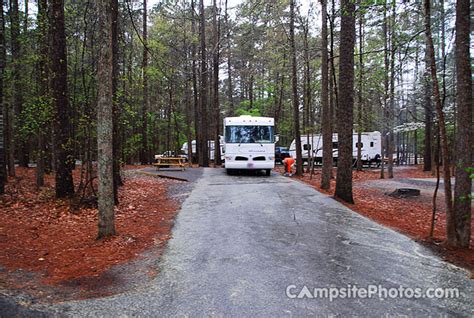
[153,157,187,171]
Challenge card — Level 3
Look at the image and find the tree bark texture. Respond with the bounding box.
[51,0,74,198]
[334,0,356,204]
[453,0,472,247]
[320,0,332,189]
[97,0,116,239]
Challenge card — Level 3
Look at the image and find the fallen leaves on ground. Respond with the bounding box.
[0,167,180,292]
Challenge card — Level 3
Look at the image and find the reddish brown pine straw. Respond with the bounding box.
[0,167,180,296]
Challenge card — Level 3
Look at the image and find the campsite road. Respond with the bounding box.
[36,168,473,316]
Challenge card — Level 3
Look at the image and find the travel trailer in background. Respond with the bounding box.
[289,131,382,166]
[223,116,277,176]
[181,138,225,162]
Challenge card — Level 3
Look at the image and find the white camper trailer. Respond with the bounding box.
[223,115,276,176]
[289,131,382,166]
[181,138,224,162]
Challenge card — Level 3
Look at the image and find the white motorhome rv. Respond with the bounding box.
[181,138,224,162]
[289,131,382,166]
[223,116,276,176]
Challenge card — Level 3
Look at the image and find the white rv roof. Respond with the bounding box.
[224,116,274,126]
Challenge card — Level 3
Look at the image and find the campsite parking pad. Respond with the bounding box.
[139,166,204,182]
[355,177,474,206]
[31,168,473,316]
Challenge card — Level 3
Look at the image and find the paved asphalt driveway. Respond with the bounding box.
[34,168,472,316]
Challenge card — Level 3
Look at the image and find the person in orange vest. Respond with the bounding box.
[283,156,295,176]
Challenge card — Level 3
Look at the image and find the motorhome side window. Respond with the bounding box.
[303,144,311,151]
[332,142,338,149]
[370,142,374,147]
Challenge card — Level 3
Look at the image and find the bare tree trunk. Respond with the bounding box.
[249,74,254,110]
[112,0,122,204]
[23,0,27,34]
[303,22,311,173]
[6,98,13,177]
[224,0,234,116]
[274,59,285,128]
[320,0,332,190]
[9,0,22,175]
[387,1,396,178]
[423,0,454,245]
[182,3,193,164]
[191,0,199,164]
[11,0,27,168]
[20,0,30,168]
[140,0,149,164]
[328,0,336,174]
[289,0,302,176]
[0,0,5,193]
[397,48,405,166]
[430,149,441,238]
[356,3,364,171]
[440,0,446,108]
[423,59,433,172]
[334,0,355,204]
[184,77,193,163]
[167,87,172,152]
[453,0,472,248]
[199,0,209,167]
[212,0,221,166]
[422,4,433,173]
[36,0,49,187]
[380,1,389,179]
[51,0,74,198]
[97,0,115,239]
[329,0,338,109]
[413,42,419,165]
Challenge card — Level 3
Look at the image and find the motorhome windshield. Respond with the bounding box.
[225,125,274,144]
